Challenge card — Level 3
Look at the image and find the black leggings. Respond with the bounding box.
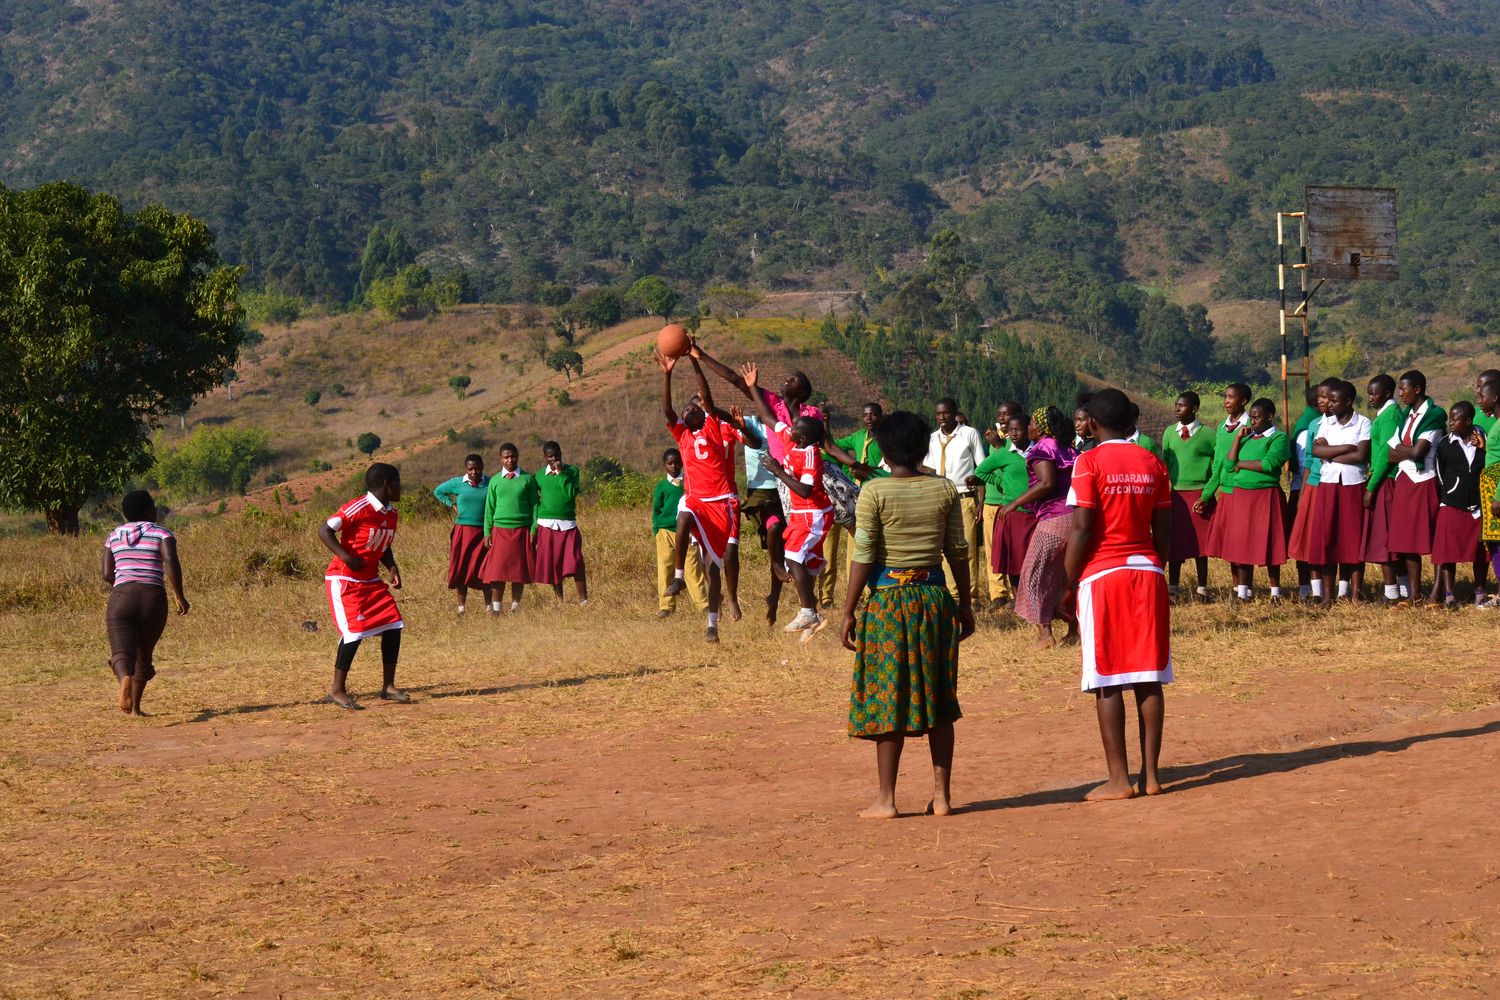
[106,583,167,680]
[333,629,401,675]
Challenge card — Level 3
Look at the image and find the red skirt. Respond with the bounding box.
[1298,481,1367,565]
[446,524,488,589]
[481,526,533,584]
[532,525,585,584]
[1203,489,1239,559]
[1169,489,1212,561]
[1361,479,1395,563]
[990,508,1036,577]
[1286,482,1320,563]
[1214,487,1288,567]
[326,575,403,642]
[1387,475,1439,556]
[1431,506,1482,565]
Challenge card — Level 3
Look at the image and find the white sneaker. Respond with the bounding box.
[783,610,822,633]
[1477,596,1498,611]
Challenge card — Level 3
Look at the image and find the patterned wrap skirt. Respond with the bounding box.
[1480,466,1500,544]
[849,568,961,739]
[1015,513,1074,627]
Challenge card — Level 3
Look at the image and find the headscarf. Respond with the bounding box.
[1032,405,1069,442]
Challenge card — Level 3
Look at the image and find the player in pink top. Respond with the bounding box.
[746,363,834,639]
[103,490,189,716]
[1064,388,1173,801]
[318,462,408,709]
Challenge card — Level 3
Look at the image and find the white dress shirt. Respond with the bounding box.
[924,424,987,493]
[1317,412,1372,485]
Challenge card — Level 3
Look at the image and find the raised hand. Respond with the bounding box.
[687,336,703,360]
[741,362,759,388]
[652,348,677,373]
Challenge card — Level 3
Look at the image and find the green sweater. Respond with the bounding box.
[835,428,890,480]
[1231,429,1290,490]
[1131,431,1160,457]
[534,465,582,521]
[1201,416,1250,501]
[483,470,538,531]
[1365,399,1402,491]
[433,474,490,527]
[651,476,685,531]
[1479,409,1500,469]
[972,443,1029,507]
[1160,423,1216,490]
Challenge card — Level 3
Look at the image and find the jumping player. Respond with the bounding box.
[1063,388,1173,801]
[319,463,408,709]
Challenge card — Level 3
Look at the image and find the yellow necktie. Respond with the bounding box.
[939,433,954,477]
[859,433,872,464]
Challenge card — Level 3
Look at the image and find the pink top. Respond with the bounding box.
[106,522,174,587]
[761,389,824,462]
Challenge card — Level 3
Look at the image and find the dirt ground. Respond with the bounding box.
[3,513,1498,997]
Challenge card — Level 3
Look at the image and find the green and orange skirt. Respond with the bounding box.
[849,567,962,739]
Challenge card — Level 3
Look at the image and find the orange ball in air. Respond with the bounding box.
[657,324,691,358]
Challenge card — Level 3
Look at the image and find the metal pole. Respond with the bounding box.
[1277,213,1289,425]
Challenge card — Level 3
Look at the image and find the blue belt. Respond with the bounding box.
[869,566,947,591]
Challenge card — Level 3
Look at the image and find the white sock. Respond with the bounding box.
[1397,576,1410,598]
[801,607,816,617]
[456,604,466,613]
[1270,586,1282,598]
[674,568,684,580]
[1195,585,1209,596]
[578,598,589,608]
[707,612,719,628]
[1384,584,1400,600]
[1236,585,1250,599]
[1337,580,1349,598]
[1298,584,1311,598]
[510,601,520,611]
[491,601,502,612]
[1310,580,1324,598]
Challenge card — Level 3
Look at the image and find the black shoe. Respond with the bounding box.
[705,625,720,643]
[664,578,686,597]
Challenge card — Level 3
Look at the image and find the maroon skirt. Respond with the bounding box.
[1431,506,1482,565]
[1386,475,1439,556]
[1203,489,1238,559]
[532,525,585,584]
[1214,487,1289,567]
[1286,482,1321,563]
[481,526,533,584]
[1361,478,1395,563]
[446,524,488,589]
[1297,481,1367,565]
[991,508,1036,577]
[1169,488,1212,561]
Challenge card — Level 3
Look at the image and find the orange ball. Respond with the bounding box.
[656,323,691,359]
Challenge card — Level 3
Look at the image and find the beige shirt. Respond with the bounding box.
[852,476,969,568]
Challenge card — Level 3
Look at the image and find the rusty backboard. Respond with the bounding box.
[1305,186,1397,280]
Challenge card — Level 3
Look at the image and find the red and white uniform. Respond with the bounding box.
[671,416,743,567]
[325,491,403,642]
[1066,440,1173,691]
[771,422,833,573]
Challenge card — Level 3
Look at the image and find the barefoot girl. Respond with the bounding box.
[103,490,189,716]
[434,454,491,614]
[1063,389,1172,800]
[1217,399,1291,601]
[842,410,975,818]
[1432,402,1485,609]
[1008,405,1080,649]
[533,441,588,606]
[481,444,537,613]
[320,463,407,709]
[1160,391,1215,600]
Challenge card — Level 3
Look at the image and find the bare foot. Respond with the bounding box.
[1032,634,1056,651]
[858,802,898,819]
[1085,781,1137,802]
[926,796,953,817]
[1141,780,1163,796]
[771,561,792,583]
[727,598,743,622]
[764,595,778,627]
[1059,630,1079,648]
[119,675,132,713]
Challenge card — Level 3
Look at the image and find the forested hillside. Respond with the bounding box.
[2,1,1497,386]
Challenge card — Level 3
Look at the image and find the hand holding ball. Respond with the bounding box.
[657,324,691,359]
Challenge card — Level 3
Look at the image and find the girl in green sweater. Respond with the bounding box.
[1216,398,1291,601]
[434,453,492,615]
[1160,391,1216,601]
[533,440,588,606]
[481,443,538,613]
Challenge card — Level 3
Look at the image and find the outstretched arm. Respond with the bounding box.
[655,350,678,425]
[726,405,763,449]
[743,363,778,429]
[691,340,753,399]
[690,357,716,414]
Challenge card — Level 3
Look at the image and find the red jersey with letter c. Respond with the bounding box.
[325,493,399,581]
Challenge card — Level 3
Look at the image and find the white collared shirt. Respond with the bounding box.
[1388,399,1440,481]
[1173,420,1202,440]
[924,424,987,491]
[1317,412,1372,485]
[365,490,391,512]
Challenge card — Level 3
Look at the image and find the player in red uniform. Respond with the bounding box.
[318,463,409,709]
[656,349,758,642]
[1063,389,1173,800]
[745,363,833,638]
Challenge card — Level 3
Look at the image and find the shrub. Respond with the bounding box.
[356,432,381,456]
[591,470,655,510]
[153,426,273,499]
[303,389,321,406]
[449,374,472,399]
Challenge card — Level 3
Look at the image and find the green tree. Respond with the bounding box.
[304,390,321,407]
[537,281,574,307]
[576,287,624,331]
[356,432,382,456]
[448,374,472,398]
[242,289,301,328]
[707,284,763,319]
[367,264,437,319]
[546,348,585,383]
[1137,296,1213,380]
[221,368,239,401]
[153,425,272,499]
[0,181,243,533]
[626,276,681,318]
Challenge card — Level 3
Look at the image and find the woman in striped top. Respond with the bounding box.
[103,490,190,716]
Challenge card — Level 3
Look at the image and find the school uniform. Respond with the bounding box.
[481,469,538,584]
[976,440,1033,582]
[1159,419,1215,561]
[1287,404,1321,518]
[1128,429,1161,457]
[1285,421,1324,563]
[433,473,490,590]
[651,475,708,612]
[1215,426,1290,567]
[1361,398,1403,563]
[1066,440,1173,691]
[1431,433,1484,565]
[531,464,584,584]
[771,422,834,573]
[1386,398,1446,556]
[1300,412,1372,565]
[1199,412,1250,558]
[325,492,403,642]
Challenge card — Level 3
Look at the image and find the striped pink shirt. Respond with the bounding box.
[106,522,174,587]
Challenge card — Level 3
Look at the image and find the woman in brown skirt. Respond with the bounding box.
[103,490,190,716]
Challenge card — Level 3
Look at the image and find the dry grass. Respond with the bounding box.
[3,504,1499,997]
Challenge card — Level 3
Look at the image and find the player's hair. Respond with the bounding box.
[874,410,930,468]
[1006,412,1029,428]
[1368,373,1396,396]
[1479,378,1499,397]
[935,397,958,412]
[365,463,400,490]
[1227,382,1252,402]
[793,416,825,446]
[1250,397,1277,417]
[861,401,884,415]
[999,399,1024,416]
[463,453,483,466]
[1318,376,1339,389]
[499,442,518,455]
[1178,390,1201,409]
[1398,370,1427,393]
[1450,400,1475,421]
[1479,368,1500,384]
[121,490,155,522]
[787,371,813,398]
[1086,388,1132,433]
[1304,384,1322,405]
[662,447,682,464]
[1327,380,1355,403]
[541,440,562,457]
